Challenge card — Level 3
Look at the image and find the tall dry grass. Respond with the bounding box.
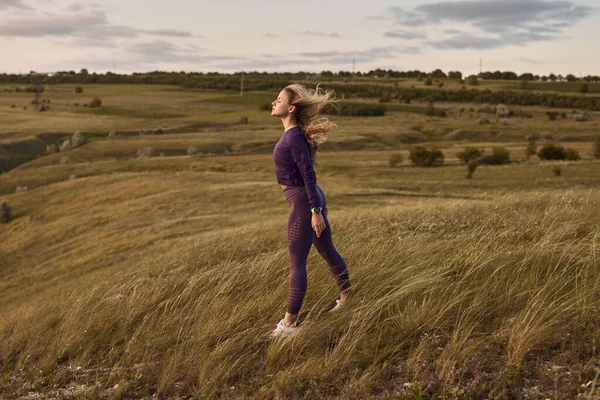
[1,188,599,398]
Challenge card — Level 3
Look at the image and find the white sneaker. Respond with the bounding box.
[328,299,344,312]
[270,319,298,338]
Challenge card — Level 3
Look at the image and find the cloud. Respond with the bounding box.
[264,32,279,37]
[0,8,197,44]
[296,45,421,65]
[386,0,595,49]
[384,30,427,40]
[0,0,31,10]
[518,57,542,64]
[123,40,230,64]
[67,2,83,12]
[429,31,555,49]
[294,30,340,38]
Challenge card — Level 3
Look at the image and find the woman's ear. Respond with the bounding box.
[288,104,296,114]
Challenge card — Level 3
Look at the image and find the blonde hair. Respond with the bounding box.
[284,83,339,165]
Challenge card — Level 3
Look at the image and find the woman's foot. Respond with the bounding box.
[271,318,298,338]
[329,291,352,312]
[328,299,344,312]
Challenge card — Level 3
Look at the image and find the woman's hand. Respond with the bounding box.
[312,212,326,238]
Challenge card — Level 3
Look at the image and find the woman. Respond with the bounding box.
[270,83,351,338]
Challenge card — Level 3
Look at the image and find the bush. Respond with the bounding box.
[259,103,271,111]
[546,111,558,121]
[466,159,479,179]
[388,153,403,167]
[538,144,566,160]
[1,200,12,223]
[580,83,589,93]
[74,86,83,93]
[137,147,156,158]
[525,140,537,160]
[89,97,102,108]
[595,137,600,159]
[456,147,484,164]
[379,93,391,103]
[187,146,198,155]
[425,102,435,116]
[238,116,249,124]
[425,78,432,86]
[437,82,444,88]
[564,148,580,161]
[409,146,444,167]
[552,166,562,176]
[468,76,478,86]
[479,146,510,165]
[322,103,386,117]
[424,102,446,117]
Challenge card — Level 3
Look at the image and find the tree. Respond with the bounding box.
[409,146,444,167]
[80,68,89,75]
[580,83,589,93]
[549,73,557,82]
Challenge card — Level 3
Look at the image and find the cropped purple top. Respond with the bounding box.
[273,126,322,209]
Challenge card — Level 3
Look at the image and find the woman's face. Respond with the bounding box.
[271,89,294,118]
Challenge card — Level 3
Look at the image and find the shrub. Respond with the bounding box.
[564,148,580,161]
[187,146,198,155]
[456,147,484,164]
[466,159,479,179]
[425,78,432,86]
[409,146,444,167]
[89,97,102,108]
[379,93,391,103]
[525,140,537,160]
[479,146,510,165]
[538,144,566,160]
[388,153,403,167]
[580,83,589,93]
[546,111,558,121]
[437,82,444,88]
[552,166,562,176]
[322,103,386,117]
[259,103,271,111]
[496,104,512,118]
[425,102,435,116]
[595,137,600,159]
[478,104,493,113]
[519,79,529,90]
[424,102,446,117]
[238,116,249,124]
[468,76,479,86]
[74,86,83,93]
[137,147,156,158]
[1,200,11,223]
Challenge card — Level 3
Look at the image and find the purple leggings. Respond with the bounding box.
[283,185,351,315]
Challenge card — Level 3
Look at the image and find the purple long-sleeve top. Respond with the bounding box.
[273,126,322,209]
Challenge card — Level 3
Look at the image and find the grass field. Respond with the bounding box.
[1,84,600,399]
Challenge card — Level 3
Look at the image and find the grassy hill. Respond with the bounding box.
[1,84,600,399]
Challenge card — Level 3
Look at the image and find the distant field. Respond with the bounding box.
[503,81,600,93]
[1,84,600,399]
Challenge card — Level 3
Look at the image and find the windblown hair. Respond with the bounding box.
[284,83,339,165]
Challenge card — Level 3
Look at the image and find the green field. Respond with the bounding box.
[1,84,600,399]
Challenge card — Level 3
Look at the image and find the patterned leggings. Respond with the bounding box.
[283,185,351,315]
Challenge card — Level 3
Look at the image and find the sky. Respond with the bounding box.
[0,0,598,76]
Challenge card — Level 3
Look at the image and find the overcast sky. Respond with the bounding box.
[0,0,598,75]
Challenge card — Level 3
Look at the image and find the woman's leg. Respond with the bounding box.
[285,192,314,325]
[312,186,351,298]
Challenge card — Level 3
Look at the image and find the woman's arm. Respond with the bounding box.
[289,133,322,210]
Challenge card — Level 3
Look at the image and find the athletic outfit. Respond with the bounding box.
[273,126,350,315]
